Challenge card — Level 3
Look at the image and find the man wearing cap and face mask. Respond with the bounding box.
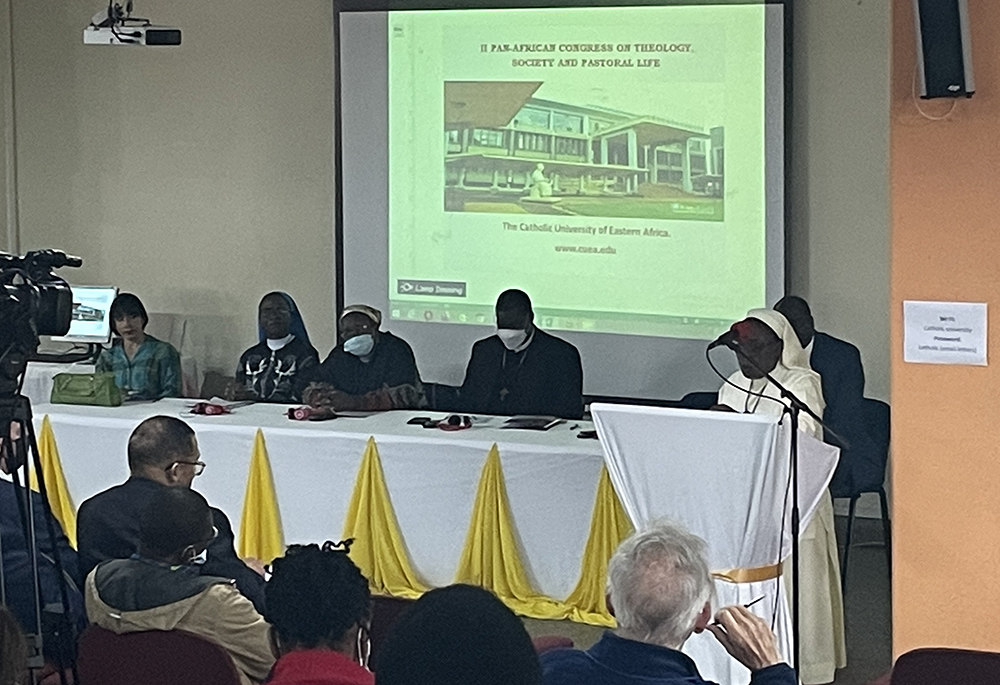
[716,309,846,685]
[303,304,423,411]
[460,289,583,419]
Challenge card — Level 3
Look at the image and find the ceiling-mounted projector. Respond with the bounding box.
[83,1,181,46]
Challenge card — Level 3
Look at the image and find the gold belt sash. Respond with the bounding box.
[712,562,783,584]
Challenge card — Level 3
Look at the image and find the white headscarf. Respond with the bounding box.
[718,307,825,439]
[744,308,812,373]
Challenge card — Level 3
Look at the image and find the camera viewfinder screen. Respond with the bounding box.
[52,285,119,344]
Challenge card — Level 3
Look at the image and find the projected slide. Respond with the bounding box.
[388,5,769,339]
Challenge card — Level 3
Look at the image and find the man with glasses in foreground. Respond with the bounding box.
[76,415,267,612]
[85,487,275,684]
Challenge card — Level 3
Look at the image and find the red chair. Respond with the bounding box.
[77,625,243,685]
[890,648,1000,685]
[532,636,574,654]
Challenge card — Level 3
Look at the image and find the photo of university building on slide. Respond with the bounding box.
[444,81,724,221]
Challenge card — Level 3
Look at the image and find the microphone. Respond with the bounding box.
[707,320,752,351]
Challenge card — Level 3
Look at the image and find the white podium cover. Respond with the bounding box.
[590,403,839,685]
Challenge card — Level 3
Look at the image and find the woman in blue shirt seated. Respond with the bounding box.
[96,293,181,399]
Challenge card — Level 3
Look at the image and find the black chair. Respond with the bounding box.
[831,397,891,591]
[677,391,719,410]
[890,648,1000,685]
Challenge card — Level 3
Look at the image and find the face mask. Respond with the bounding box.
[497,328,528,351]
[344,333,375,357]
[185,548,208,566]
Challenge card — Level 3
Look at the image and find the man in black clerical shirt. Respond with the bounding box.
[304,304,423,411]
[76,416,267,613]
[774,296,882,495]
[460,289,583,419]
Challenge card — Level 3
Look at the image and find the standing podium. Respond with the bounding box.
[590,403,839,685]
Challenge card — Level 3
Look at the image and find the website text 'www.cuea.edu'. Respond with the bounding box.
[554,245,617,255]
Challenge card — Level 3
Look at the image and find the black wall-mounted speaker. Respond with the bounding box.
[914,0,975,99]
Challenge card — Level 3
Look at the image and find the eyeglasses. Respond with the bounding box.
[165,460,206,476]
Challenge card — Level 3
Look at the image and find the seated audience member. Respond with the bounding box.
[85,487,275,685]
[773,296,881,494]
[460,289,583,419]
[96,292,181,399]
[235,292,319,403]
[263,541,373,685]
[540,520,796,685]
[0,607,28,685]
[715,309,845,684]
[303,305,422,411]
[76,416,267,613]
[1,424,87,659]
[376,584,541,685]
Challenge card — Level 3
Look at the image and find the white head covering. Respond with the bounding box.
[340,304,382,327]
[744,308,812,372]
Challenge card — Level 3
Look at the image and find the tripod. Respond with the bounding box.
[0,394,80,685]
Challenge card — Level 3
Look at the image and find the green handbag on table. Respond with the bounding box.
[50,372,122,407]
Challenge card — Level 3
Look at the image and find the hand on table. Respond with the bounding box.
[706,605,783,672]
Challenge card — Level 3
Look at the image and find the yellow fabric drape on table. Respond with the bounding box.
[562,465,634,626]
[454,444,567,619]
[28,416,78,548]
[237,429,285,564]
[343,437,428,599]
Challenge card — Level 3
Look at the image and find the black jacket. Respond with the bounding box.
[811,332,883,494]
[76,477,266,612]
[236,337,319,403]
[460,329,583,419]
[311,331,420,395]
[1,480,87,639]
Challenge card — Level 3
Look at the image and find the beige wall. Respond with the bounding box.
[790,0,891,402]
[10,0,335,372]
[8,0,890,396]
[1,0,12,253]
[890,0,1000,655]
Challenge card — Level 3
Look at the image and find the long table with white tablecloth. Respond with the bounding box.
[31,399,611,619]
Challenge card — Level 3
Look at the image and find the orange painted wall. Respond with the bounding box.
[891,0,1000,656]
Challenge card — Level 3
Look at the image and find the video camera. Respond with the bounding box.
[0,250,81,396]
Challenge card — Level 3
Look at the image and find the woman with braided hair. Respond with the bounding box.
[264,541,373,685]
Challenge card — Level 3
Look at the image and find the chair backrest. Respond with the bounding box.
[831,397,891,497]
[677,391,719,410]
[891,647,1000,685]
[863,397,891,451]
[77,625,243,685]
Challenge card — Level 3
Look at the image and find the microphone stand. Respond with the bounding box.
[721,341,842,678]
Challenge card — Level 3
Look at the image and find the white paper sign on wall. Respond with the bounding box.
[903,300,987,366]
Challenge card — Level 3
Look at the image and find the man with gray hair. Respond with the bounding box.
[540,520,796,685]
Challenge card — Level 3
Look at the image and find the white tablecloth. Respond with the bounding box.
[32,399,605,600]
[591,403,839,685]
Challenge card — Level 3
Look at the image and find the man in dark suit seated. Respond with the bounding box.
[460,289,583,419]
[774,296,882,494]
[76,416,267,612]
